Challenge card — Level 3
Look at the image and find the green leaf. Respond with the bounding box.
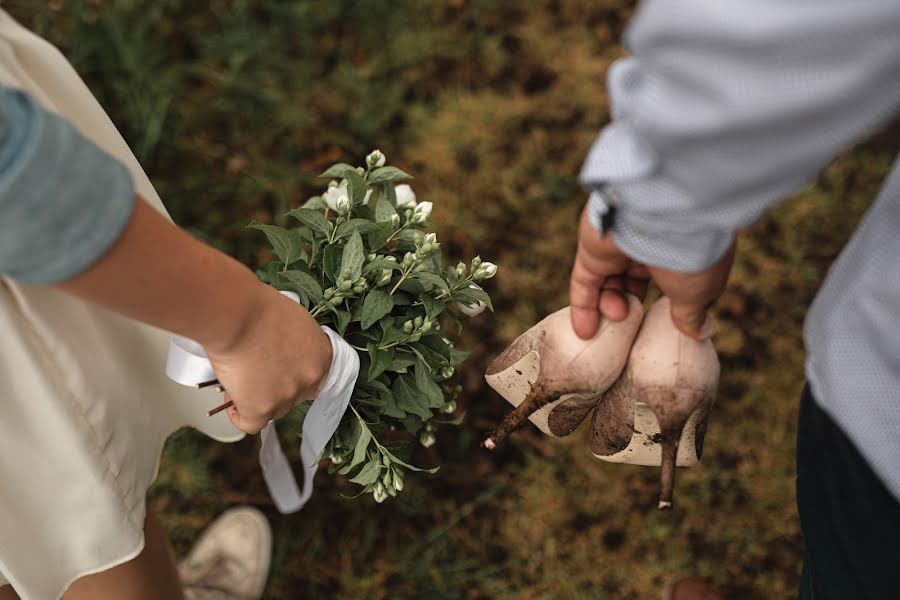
[349,425,372,469]
[449,346,472,366]
[323,244,342,282]
[453,284,493,311]
[349,459,380,485]
[395,229,424,245]
[392,375,432,420]
[335,219,380,239]
[247,222,304,265]
[301,196,327,210]
[368,166,413,184]
[415,359,446,408]
[334,309,352,336]
[412,271,450,293]
[363,259,402,274]
[341,230,365,280]
[367,343,394,381]
[278,270,323,306]
[360,290,394,330]
[286,207,332,237]
[368,223,393,252]
[422,294,446,319]
[374,196,397,222]
[341,168,368,205]
[381,391,406,419]
[319,162,354,178]
[381,447,439,474]
[389,353,418,371]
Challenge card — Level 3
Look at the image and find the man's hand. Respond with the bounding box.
[570,208,650,338]
[569,207,735,340]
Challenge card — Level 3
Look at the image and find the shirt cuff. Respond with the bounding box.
[0,89,135,285]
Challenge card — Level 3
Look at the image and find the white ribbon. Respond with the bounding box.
[164,291,359,514]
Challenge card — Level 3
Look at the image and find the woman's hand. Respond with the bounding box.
[205,285,333,434]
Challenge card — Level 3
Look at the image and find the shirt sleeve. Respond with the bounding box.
[580,0,900,272]
[0,87,135,285]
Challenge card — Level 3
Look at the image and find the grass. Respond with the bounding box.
[7,1,896,598]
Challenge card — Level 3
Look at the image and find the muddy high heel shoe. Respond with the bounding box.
[591,296,719,510]
[482,295,643,449]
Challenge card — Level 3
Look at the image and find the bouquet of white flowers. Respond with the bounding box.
[250,150,496,502]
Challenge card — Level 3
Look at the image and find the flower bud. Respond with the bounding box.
[456,262,466,278]
[414,316,423,328]
[415,201,433,222]
[339,279,353,292]
[394,184,417,208]
[324,287,335,300]
[330,453,344,465]
[378,270,392,286]
[471,256,482,269]
[425,232,437,244]
[441,366,454,379]
[420,320,432,334]
[373,482,388,503]
[408,332,421,342]
[367,253,377,262]
[385,255,398,262]
[336,194,351,215]
[402,320,414,334]
[393,471,404,492]
[390,214,401,229]
[402,252,416,267]
[442,400,457,414]
[356,166,365,175]
[352,284,366,294]
[456,300,487,317]
[342,267,352,279]
[419,430,436,448]
[382,469,393,488]
[366,149,386,168]
[479,261,498,279]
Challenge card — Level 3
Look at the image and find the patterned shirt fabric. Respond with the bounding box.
[582,0,900,499]
[0,86,134,284]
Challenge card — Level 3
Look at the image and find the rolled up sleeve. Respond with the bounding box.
[0,87,134,284]
[581,0,900,272]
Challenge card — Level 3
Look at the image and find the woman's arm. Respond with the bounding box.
[0,87,330,434]
[59,197,333,434]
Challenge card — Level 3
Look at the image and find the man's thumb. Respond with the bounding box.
[669,302,716,341]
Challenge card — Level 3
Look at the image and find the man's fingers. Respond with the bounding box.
[598,276,629,321]
[569,254,604,339]
[669,302,716,341]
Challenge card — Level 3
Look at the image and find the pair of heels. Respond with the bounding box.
[483,296,719,510]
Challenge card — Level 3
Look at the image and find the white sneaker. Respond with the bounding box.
[179,506,272,600]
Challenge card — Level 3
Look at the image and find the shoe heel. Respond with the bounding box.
[651,388,714,510]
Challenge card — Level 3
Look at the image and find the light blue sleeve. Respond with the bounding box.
[580,0,900,272]
[0,87,135,284]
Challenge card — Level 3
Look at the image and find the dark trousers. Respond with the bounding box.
[797,384,900,599]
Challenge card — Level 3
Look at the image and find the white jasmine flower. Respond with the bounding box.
[323,180,348,211]
[395,184,417,208]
